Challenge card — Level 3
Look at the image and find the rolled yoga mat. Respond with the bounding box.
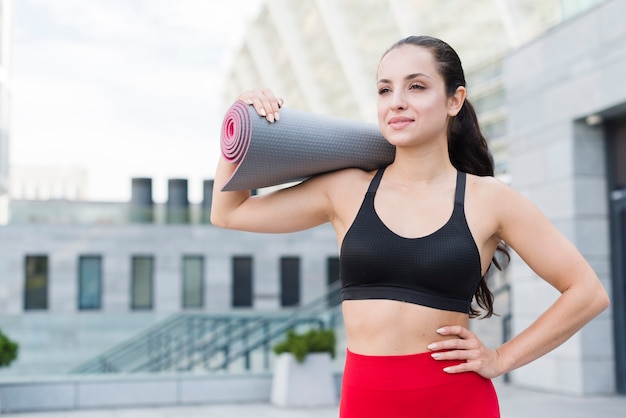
[220,101,396,191]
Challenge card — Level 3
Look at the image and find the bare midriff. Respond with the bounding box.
[342,299,469,355]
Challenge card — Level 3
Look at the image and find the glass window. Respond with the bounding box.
[78,255,102,310]
[326,257,341,307]
[610,118,626,189]
[24,255,48,310]
[131,256,153,310]
[232,256,253,307]
[182,255,204,309]
[280,257,300,307]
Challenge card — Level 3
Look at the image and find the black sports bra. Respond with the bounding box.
[339,168,483,313]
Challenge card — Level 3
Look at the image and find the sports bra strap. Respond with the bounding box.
[454,171,466,205]
[368,168,386,193]
[369,168,465,205]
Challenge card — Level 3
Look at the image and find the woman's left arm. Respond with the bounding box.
[430,179,610,378]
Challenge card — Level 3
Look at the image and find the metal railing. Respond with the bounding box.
[71,283,342,374]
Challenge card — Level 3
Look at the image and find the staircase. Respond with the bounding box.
[71,284,343,374]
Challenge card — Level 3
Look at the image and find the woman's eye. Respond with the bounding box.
[378,87,391,95]
[410,84,425,90]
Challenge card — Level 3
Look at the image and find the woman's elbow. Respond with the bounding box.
[588,278,611,317]
[210,209,228,228]
[596,284,611,313]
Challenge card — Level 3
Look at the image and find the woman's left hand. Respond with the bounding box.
[427,325,504,379]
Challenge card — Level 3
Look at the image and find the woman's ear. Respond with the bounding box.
[448,86,466,117]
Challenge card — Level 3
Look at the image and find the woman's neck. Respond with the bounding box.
[387,144,455,185]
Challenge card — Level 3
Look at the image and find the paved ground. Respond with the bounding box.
[4,382,626,417]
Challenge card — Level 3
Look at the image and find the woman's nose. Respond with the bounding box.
[390,91,407,110]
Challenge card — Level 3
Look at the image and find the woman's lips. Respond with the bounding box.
[388,116,414,129]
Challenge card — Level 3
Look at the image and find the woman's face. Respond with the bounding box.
[376,45,456,148]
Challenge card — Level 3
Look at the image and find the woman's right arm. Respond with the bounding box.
[211,156,333,233]
[210,89,333,234]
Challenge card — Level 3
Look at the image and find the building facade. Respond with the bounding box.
[9,165,89,201]
[0,221,339,374]
[0,176,341,375]
[222,0,607,177]
[0,0,12,225]
[505,0,626,395]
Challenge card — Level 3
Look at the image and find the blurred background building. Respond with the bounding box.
[0,0,11,225]
[9,165,88,201]
[0,0,624,413]
[222,0,612,178]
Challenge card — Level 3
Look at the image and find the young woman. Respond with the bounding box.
[211,36,610,418]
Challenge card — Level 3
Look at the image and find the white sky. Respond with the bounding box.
[10,0,264,202]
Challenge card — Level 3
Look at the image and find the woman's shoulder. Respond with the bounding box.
[465,173,540,220]
[337,167,379,181]
[314,167,377,187]
[465,173,512,196]
[311,167,377,203]
[464,173,523,214]
[303,168,377,226]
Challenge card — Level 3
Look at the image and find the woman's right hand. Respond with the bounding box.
[236,88,284,123]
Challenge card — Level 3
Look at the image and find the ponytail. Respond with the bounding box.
[450,98,510,318]
[448,99,492,176]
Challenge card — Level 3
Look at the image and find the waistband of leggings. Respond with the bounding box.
[343,348,469,391]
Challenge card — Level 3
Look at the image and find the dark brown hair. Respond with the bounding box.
[383,35,510,318]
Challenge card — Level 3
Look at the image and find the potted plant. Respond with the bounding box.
[270,327,337,407]
[0,329,18,369]
[0,329,18,414]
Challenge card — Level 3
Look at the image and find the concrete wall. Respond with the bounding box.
[504,0,626,394]
[0,373,271,412]
[0,370,343,413]
[0,372,343,413]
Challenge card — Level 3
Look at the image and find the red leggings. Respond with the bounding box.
[340,349,500,418]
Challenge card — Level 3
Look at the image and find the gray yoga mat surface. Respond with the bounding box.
[220,101,395,191]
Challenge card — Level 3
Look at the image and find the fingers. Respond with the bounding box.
[440,359,476,374]
[436,325,473,339]
[428,326,479,367]
[426,326,475,351]
[427,339,480,360]
[427,325,502,378]
[236,88,284,123]
[433,348,496,375]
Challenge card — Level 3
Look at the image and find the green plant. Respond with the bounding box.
[273,327,336,363]
[0,329,18,368]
